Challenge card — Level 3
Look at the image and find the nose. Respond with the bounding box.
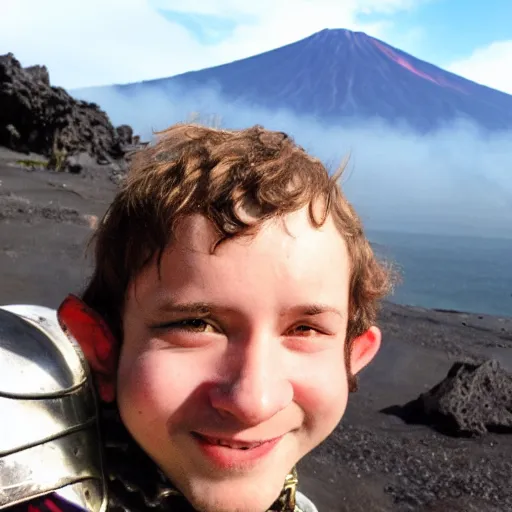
[208,336,293,426]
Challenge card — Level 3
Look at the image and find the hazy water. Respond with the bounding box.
[368,230,512,318]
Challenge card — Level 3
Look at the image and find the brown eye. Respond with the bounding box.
[291,325,317,336]
[183,319,206,330]
[177,319,215,332]
[155,319,216,333]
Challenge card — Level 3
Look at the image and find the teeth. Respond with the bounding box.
[196,433,269,449]
[214,439,262,449]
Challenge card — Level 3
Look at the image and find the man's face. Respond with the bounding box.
[118,208,380,512]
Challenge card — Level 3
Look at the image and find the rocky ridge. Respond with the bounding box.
[0,53,144,175]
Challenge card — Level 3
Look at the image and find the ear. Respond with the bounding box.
[350,326,381,376]
[57,294,119,403]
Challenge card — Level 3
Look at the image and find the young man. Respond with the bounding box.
[1,124,390,512]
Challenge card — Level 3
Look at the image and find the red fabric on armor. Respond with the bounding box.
[8,494,85,512]
[57,294,119,403]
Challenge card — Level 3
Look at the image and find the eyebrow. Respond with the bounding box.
[151,300,344,319]
[152,301,214,316]
[286,304,345,319]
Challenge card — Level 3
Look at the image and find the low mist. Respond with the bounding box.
[73,82,512,240]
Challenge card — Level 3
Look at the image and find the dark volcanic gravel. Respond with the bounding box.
[0,189,87,224]
[1,148,511,511]
[304,423,512,511]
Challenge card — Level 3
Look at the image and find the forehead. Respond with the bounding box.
[129,210,350,307]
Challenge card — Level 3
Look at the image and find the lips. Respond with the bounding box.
[195,434,268,450]
[191,432,283,469]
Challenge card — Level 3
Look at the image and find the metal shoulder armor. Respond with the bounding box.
[0,305,106,512]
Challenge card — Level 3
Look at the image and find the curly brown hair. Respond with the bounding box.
[82,123,392,391]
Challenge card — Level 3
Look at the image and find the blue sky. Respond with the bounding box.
[359,0,512,63]
[0,0,511,93]
[154,9,252,45]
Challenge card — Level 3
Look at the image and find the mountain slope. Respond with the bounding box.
[76,29,512,132]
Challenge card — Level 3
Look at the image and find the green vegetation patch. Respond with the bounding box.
[15,159,49,170]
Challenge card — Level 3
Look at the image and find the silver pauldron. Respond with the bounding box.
[0,305,106,512]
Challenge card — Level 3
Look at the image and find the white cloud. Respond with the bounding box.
[0,0,420,88]
[447,41,512,95]
[76,81,512,238]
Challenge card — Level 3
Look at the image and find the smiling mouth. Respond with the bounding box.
[192,433,275,450]
[191,432,284,468]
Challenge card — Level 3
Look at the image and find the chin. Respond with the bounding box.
[182,474,286,512]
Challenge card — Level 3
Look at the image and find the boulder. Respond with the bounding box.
[382,359,512,436]
[66,152,97,174]
[24,65,50,86]
[116,124,134,146]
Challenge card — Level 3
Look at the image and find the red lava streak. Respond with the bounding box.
[372,40,467,94]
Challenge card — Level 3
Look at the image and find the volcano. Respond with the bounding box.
[74,28,512,132]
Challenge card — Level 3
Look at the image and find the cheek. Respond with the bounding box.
[292,350,349,430]
[117,348,205,431]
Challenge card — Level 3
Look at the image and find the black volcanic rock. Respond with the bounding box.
[384,359,512,436]
[0,53,139,169]
[25,65,50,86]
[116,124,134,147]
[78,28,512,132]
